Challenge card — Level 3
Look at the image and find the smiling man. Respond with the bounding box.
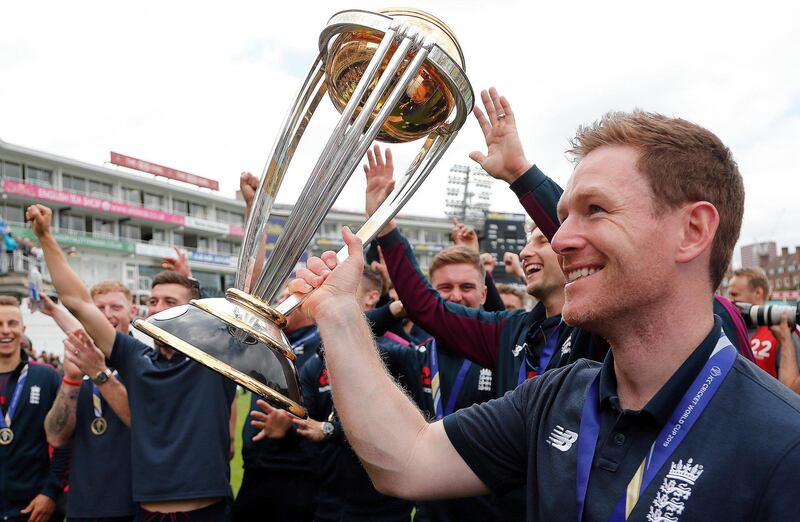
[0,296,61,522]
[286,92,800,521]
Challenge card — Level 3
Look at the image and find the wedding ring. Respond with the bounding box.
[497,113,506,119]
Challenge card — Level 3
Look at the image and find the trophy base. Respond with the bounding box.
[133,296,307,418]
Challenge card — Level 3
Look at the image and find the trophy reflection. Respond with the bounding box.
[133,8,474,418]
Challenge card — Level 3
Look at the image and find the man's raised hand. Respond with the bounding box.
[469,87,532,184]
[25,204,53,239]
[364,144,395,218]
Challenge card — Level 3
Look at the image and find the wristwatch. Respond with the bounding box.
[91,368,113,385]
[321,421,335,440]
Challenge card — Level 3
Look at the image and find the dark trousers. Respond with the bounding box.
[232,468,315,522]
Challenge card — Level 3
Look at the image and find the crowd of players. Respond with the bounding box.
[1,88,799,521]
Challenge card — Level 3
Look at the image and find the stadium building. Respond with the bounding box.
[0,138,453,315]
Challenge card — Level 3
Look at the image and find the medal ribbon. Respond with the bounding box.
[429,339,473,419]
[0,364,28,429]
[517,321,563,385]
[92,383,103,418]
[91,371,120,418]
[575,332,737,522]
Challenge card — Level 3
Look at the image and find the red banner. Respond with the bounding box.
[110,152,219,191]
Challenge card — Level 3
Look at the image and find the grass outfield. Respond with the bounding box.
[230,390,251,495]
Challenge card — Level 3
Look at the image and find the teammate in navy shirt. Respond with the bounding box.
[0,295,61,522]
[283,91,800,521]
[233,287,321,522]
[42,286,135,522]
[30,204,236,521]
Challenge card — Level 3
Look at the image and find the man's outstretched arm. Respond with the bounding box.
[27,205,116,357]
[289,227,489,500]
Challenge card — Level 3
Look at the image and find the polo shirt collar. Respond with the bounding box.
[598,316,724,425]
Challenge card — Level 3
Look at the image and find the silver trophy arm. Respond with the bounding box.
[274,129,458,317]
[236,55,328,291]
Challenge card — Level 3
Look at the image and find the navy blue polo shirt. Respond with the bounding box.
[300,339,414,522]
[0,354,61,519]
[379,339,500,522]
[109,332,236,502]
[67,377,134,518]
[240,325,320,473]
[444,317,800,521]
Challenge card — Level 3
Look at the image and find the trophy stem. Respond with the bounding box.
[274,129,457,318]
[252,30,428,304]
[236,56,327,292]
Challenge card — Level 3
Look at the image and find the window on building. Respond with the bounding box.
[197,237,209,251]
[92,218,114,238]
[122,187,142,205]
[26,166,53,186]
[216,209,244,226]
[320,223,339,238]
[173,199,189,215]
[120,223,141,240]
[63,174,87,193]
[141,226,166,245]
[189,202,207,219]
[217,240,233,254]
[89,180,114,198]
[1,161,23,180]
[1,204,24,224]
[144,193,165,210]
[173,232,184,246]
[59,213,86,233]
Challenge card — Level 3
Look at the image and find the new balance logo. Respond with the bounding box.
[560,337,572,355]
[547,425,578,452]
[29,385,41,405]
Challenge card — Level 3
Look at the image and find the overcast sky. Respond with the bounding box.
[2,0,799,264]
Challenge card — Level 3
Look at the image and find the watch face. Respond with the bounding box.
[322,422,334,435]
[94,371,109,384]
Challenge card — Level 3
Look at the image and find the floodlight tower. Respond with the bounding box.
[445,164,492,227]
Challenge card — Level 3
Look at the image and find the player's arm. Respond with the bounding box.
[71,330,130,426]
[26,204,116,357]
[470,88,563,242]
[365,146,506,369]
[773,316,800,393]
[288,228,489,499]
[44,346,82,447]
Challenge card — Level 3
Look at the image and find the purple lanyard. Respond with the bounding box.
[517,321,563,385]
[429,339,472,419]
[575,334,737,522]
[291,328,318,349]
[1,364,28,429]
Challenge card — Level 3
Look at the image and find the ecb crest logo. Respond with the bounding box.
[647,458,704,522]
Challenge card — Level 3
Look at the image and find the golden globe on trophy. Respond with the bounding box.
[133,8,473,418]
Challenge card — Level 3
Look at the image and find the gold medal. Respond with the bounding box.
[0,427,13,445]
[90,417,108,436]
